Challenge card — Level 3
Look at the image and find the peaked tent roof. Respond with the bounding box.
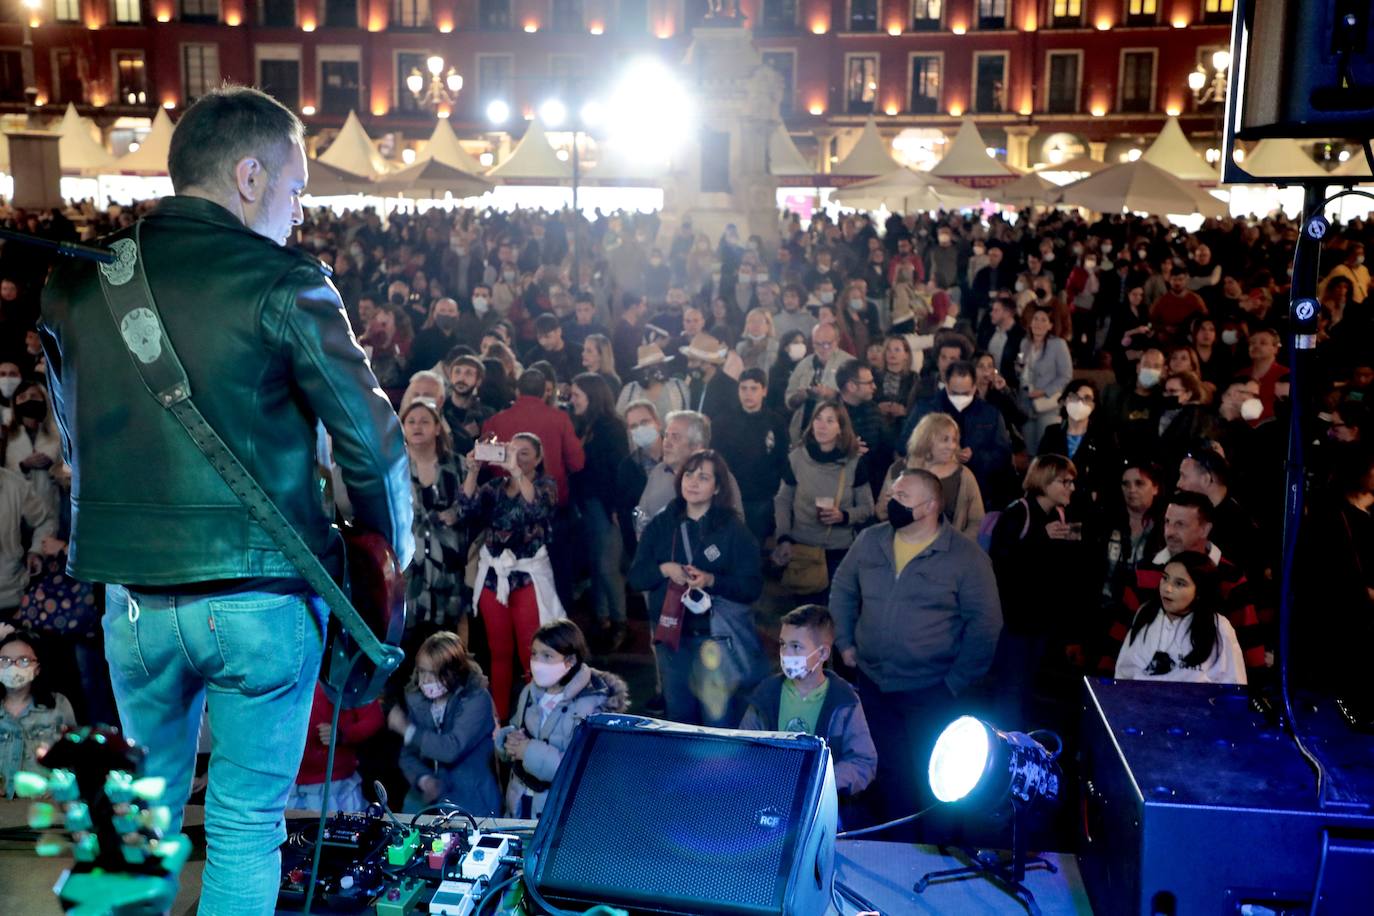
[1033,155,1109,175]
[487,118,573,181]
[114,107,175,175]
[769,125,811,177]
[1141,117,1219,181]
[830,167,981,212]
[991,171,1063,207]
[58,103,118,175]
[375,158,492,199]
[423,118,486,174]
[1057,159,1228,217]
[930,119,1019,181]
[831,117,899,177]
[584,143,669,182]
[305,159,378,196]
[1334,148,1372,179]
[318,111,390,178]
[1239,138,1329,178]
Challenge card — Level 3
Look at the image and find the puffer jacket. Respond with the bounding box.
[397,667,501,816]
[40,197,413,584]
[496,665,629,818]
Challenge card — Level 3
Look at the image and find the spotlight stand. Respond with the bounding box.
[913,799,1057,916]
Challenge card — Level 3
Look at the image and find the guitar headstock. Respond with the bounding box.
[17,724,190,914]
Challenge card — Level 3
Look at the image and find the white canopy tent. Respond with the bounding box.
[830,168,980,212]
[990,172,1063,208]
[769,125,812,177]
[317,110,390,178]
[1057,160,1228,218]
[1239,139,1329,178]
[1034,155,1109,186]
[57,103,117,176]
[113,107,174,175]
[487,119,572,181]
[1141,117,1219,182]
[830,117,900,178]
[422,117,486,174]
[930,118,1019,186]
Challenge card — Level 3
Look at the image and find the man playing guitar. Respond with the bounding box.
[39,86,414,915]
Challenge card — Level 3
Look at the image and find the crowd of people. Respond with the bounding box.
[2,194,1372,844]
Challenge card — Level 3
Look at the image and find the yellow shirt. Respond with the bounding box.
[894,531,938,575]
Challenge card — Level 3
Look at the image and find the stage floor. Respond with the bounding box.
[0,802,1092,913]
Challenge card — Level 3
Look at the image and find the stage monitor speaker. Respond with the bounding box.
[523,714,837,916]
[1079,679,1374,916]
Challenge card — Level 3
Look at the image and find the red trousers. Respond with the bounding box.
[479,584,540,722]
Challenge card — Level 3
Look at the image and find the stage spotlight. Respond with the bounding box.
[928,716,1060,807]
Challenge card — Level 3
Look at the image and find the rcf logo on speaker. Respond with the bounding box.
[755,806,787,829]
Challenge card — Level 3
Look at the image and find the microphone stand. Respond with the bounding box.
[0,226,114,264]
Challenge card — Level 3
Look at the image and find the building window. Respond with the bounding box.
[324,0,356,26]
[180,0,218,22]
[1119,50,1155,112]
[848,0,877,31]
[477,54,513,107]
[182,43,219,101]
[52,49,81,103]
[480,0,509,29]
[552,0,582,31]
[115,50,148,105]
[759,0,795,32]
[113,0,141,23]
[1125,0,1156,26]
[396,51,427,112]
[762,50,795,115]
[908,54,940,113]
[1203,0,1233,23]
[55,0,80,22]
[321,60,360,114]
[973,52,1006,112]
[262,0,295,27]
[1045,51,1080,112]
[0,51,23,102]
[1050,0,1080,27]
[391,0,429,28]
[845,55,878,114]
[911,0,940,31]
[548,54,583,98]
[976,0,1005,30]
[259,59,301,110]
[617,0,646,32]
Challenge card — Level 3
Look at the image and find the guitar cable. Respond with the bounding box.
[301,653,358,916]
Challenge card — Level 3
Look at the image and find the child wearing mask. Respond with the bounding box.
[389,631,502,815]
[739,605,877,801]
[1,630,76,798]
[497,620,629,818]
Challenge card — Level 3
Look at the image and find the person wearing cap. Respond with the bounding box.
[681,332,743,420]
[615,344,689,420]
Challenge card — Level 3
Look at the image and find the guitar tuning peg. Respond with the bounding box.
[143,806,172,833]
[105,771,135,804]
[13,771,49,798]
[73,833,100,863]
[48,770,79,802]
[35,833,71,858]
[27,801,56,830]
[64,802,92,834]
[131,775,167,802]
[112,812,141,835]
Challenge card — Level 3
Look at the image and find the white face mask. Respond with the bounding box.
[631,423,660,449]
[848,298,864,311]
[1137,368,1161,389]
[1015,280,1028,292]
[0,377,19,399]
[0,666,34,689]
[420,681,447,700]
[818,291,834,304]
[1240,397,1264,421]
[947,393,974,411]
[472,296,489,315]
[530,659,569,689]
[787,342,807,361]
[1221,329,1239,346]
[780,649,820,680]
[1065,401,1093,422]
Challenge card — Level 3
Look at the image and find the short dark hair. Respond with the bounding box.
[738,368,767,387]
[1184,445,1230,488]
[835,358,870,391]
[780,604,836,646]
[168,84,304,195]
[945,360,976,384]
[1167,489,1215,526]
[449,354,484,378]
[534,314,561,335]
[896,466,944,513]
[517,368,546,397]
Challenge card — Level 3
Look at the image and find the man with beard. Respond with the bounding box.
[443,355,493,456]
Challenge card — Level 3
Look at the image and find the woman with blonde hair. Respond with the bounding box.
[579,333,621,396]
[736,307,778,373]
[876,412,984,538]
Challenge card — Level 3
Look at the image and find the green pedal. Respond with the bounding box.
[374,876,428,915]
[386,828,422,867]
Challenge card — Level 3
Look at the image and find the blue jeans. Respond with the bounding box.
[104,585,325,916]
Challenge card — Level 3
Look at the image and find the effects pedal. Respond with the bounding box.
[460,833,513,882]
[428,878,479,916]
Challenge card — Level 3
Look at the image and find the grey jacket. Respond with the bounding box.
[1017,335,1073,417]
[497,665,629,818]
[0,468,55,608]
[775,444,874,552]
[398,670,501,816]
[831,522,1002,694]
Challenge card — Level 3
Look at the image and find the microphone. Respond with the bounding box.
[371,780,408,834]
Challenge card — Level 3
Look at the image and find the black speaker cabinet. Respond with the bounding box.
[524,714,837,916]
[1080,679,1374,916]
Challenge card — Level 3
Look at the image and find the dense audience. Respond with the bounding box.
[2,196,1371,843]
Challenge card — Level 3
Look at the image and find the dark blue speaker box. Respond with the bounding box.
[524,714,837,916]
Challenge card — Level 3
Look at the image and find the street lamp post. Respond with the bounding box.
[407,55,463,114]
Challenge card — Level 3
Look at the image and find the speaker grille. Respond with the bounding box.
[541,730,810,913]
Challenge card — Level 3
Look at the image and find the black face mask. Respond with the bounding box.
[15,399,46,421]
[436,315,459,333]
[886,498,915,529]
[1160,394,1181,410]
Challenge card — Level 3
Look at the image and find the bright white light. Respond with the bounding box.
[1339,149,1352,163]
[402,148,416,165]
[1212,50,1231,73]
[1188,69,1206,92]
[1232,148,1246,164]
[427,56,444,76]
[555,149,570,161]
[446,72,463,93]
[1127,148,1142,162]
[487,100,509,124]
[128,141,140,153]
[929,716,990,803]
[580,101,605,128]
[602,57,696,165]
[406,72,424,96]
[540,99,567,127]
[479,151,494,167]
[985,147,996,158]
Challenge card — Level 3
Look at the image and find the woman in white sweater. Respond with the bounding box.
[1115,550,1246,685]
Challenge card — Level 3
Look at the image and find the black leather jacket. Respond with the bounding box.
[40,197,413,586]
